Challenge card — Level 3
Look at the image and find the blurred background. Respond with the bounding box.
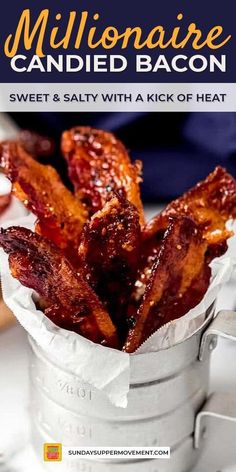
[7,111,236,202]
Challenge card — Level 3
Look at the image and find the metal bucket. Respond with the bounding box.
[28,306,236,472]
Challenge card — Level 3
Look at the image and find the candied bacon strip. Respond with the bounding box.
[143,166,236,248]
[0,141,87,263]
[132,166,236,308]
[123,217,211,353]
[0,194,10,214]
[0,226,118,348]
[61,126,145,225]
[129,230,164,309]
[79,193,141,331]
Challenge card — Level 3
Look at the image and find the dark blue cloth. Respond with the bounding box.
[10,112,236,202]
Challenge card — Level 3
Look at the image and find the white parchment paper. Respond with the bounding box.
[0,210,235,407]
[0,174,12,196]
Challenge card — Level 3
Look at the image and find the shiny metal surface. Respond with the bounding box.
[28,305,236,471]
[32,421,200,472]
[194,392,236,449]
[199,310,236,361]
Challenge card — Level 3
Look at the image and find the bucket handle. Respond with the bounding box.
[194,392,236,448]
[195,310,236,448]
[199,310,236,362]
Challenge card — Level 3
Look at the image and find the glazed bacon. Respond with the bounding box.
[1,127,236,352]
[132,166,236,307]
[129,231,164,309]
[0,226,118,348]
[143,166,236,249]
[124,217,211,353]
[0,194,10,214]
[61,126,145,225]
[79,193,141,328]
[0,141,87,263]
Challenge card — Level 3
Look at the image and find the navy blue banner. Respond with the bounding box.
[0,0,234,83]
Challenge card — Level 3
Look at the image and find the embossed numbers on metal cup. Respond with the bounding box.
[29,306,215,472]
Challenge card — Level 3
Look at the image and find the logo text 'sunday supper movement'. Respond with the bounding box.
[4,9,232,73]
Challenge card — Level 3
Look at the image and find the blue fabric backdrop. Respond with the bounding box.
[10,112,236,202]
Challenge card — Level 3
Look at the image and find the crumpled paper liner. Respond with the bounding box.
[0,174,12,196]
[0,211,235,407]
